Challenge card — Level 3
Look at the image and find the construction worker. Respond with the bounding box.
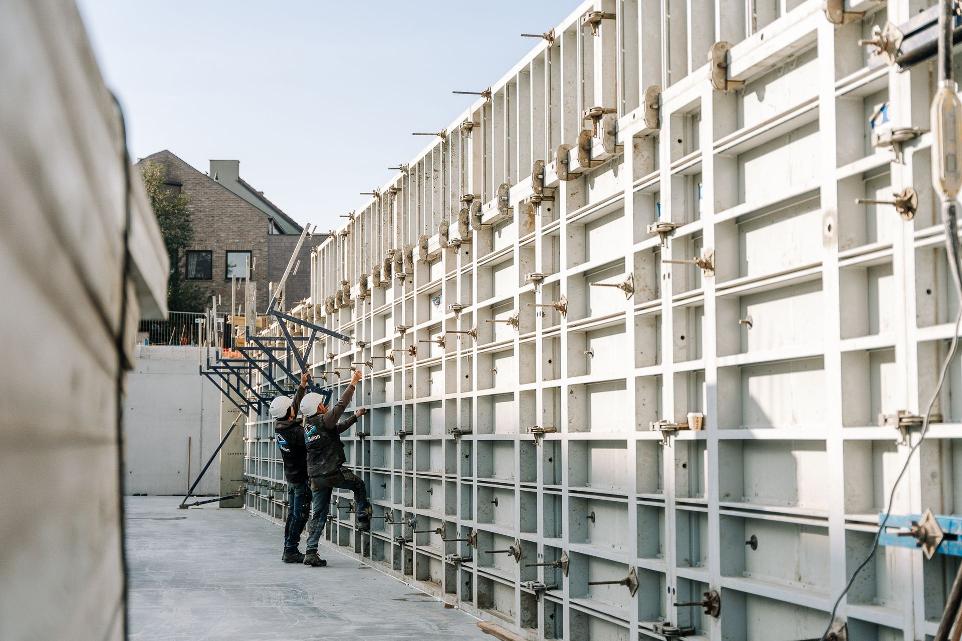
[269,371,312,564]
[300,368,370,567]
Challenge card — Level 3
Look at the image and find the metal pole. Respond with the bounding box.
[267,224,311,314]
[937,562,962,641]
[178,413,243,509]
[941,0,953,84]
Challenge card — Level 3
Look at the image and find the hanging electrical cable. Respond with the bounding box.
[821,3,962,639]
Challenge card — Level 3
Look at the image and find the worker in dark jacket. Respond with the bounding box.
[269,372,312,564]
[300,368,370,567]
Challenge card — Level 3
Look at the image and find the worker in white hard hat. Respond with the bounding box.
[270,372,314,564]
[301,368,370,567]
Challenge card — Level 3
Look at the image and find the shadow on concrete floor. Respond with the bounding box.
[126,496,490,641]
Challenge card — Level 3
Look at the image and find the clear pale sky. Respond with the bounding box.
[77,1,581,231]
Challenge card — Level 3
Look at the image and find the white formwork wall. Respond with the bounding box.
[0,2,169,639]
[245,1,962,639]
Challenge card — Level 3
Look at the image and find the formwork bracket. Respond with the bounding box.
[709,41,744,92]
[879,509,961,559]
[824,0,864,25]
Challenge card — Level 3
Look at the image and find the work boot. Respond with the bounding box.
[303,551,327,567]
[282,549,305,564]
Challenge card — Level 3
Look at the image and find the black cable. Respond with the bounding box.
[820,205,962,640]
[109,90,134,641]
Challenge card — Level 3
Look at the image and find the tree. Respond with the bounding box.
[140,161,205,312]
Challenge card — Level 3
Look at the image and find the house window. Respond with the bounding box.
[185,250,212,280]
[226,250,251,280]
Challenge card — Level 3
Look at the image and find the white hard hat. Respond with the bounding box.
[269,395,294,419]
[300,392,324,418]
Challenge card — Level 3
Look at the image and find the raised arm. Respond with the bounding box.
[337,408,367,434]
[324,369,363,428]
[291,372,310,412]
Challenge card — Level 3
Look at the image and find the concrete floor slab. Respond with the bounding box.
[126,497,491,641]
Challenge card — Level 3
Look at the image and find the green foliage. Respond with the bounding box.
[141,161,205,312]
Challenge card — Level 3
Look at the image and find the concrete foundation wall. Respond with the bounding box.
[244,2,960,640]
[124,346,222,496]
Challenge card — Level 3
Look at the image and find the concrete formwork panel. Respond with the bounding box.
[245,1,962,639]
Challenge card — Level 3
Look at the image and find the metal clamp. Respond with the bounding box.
[583,105,616,125]
[581,10,615,36]
[650,419,689,445]
[872,125,924,163]
[647,221,680,245]
[709,41,744,92]
[651,623,696,640]
[525,272,546,289]
[824,0,864,24]
[448,427,472,439]
[520,581,555,596]
[530,426,558,445]
[445,553,472,565]
[878,409,939,443]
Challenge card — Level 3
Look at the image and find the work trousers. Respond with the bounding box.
[305,468,370,552]
[283,481,312,553]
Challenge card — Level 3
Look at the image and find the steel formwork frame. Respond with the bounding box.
[244,1,962,639]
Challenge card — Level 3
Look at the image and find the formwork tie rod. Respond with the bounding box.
[524,553,570,576]
[485,315,519,328]
[588,568,639,596]
[452,89,492,100]
[520,29,555,43]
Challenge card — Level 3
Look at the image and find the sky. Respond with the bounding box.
[77,1,582,231]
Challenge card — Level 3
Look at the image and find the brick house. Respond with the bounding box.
[138,150,320,312]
